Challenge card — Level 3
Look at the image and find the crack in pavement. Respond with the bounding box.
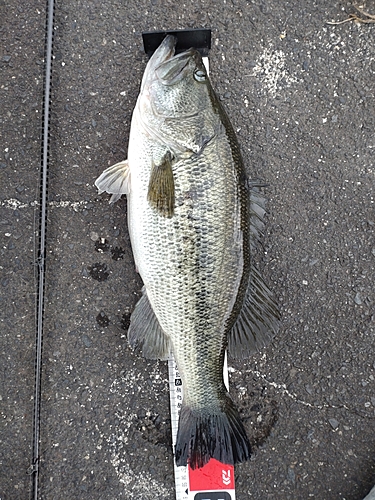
[249,369,375,420]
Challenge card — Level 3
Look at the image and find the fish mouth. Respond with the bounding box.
[149,35,178,69]
[144,35,198,86]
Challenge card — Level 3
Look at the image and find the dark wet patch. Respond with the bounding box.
[111,246,125,260]
[88,262,109,281]
[96,311,110,327]
[136,411,171,446]
[121,312,131,330]
[95,238,110,253]
[234,385,279,451]
[249,399,279,449]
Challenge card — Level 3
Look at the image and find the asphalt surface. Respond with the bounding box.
[1,0,374,499]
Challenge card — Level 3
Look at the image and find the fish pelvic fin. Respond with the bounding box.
[175,393,251,469]
[95,159,130,203]
[147,151,175,218]
[128,287,171,360]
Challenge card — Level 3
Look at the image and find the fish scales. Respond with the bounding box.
[135,143,243,402]
[95,35,279,469]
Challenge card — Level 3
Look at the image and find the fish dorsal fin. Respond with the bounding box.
[128,287,171,360]
[249,186,266,252]
[95,160,130,203]
[228,265,280,358]
[228,184,280,358]
[147,151,175,218]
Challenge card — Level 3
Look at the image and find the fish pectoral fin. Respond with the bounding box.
[147,152,175,218]
[95,160,130,204]
[127,287,171,360]
[228,266,280,358]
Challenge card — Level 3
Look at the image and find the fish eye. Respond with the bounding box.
[194,69,207,82]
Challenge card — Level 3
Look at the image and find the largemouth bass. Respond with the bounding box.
[95,35,279,469]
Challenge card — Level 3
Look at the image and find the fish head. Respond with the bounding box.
[138,35,216,154]
[141,35,208,97]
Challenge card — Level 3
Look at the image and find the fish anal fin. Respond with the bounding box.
[128,287,170,360]
[95,160,130,204]
[228,266,280,359]
[147,151,175,218]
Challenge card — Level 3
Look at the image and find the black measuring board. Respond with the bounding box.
[194,493,233,500]
[142,28,211,57]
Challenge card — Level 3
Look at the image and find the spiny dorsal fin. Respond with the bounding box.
[95,160,130,203]
[147,151,175,217]
[249,186,266,252]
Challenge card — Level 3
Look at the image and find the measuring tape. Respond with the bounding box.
[167,55,236,500]
[168,353,236,500]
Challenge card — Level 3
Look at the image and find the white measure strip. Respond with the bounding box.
[168,355,189,500]
[167,56,236,500]
[168,352,233,500]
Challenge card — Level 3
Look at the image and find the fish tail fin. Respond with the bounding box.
[175,393,251,469]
